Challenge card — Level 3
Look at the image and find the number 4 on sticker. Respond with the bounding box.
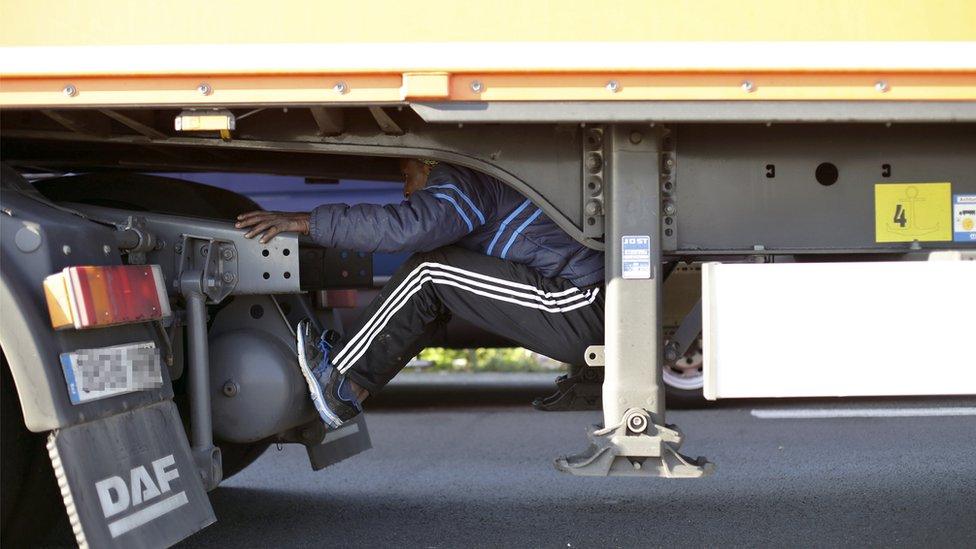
[892,204,907,228]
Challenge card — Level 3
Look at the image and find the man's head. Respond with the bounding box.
[399,158,438,198]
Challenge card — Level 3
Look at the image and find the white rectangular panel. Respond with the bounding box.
[703,260,976,400]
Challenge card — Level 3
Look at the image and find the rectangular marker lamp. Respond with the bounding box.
[44,265,171,330]
[174,109,236,132]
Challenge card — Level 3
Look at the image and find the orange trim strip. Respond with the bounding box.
[2,71,974,108]
[454,72,976,102]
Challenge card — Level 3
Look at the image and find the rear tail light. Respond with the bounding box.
[44,265,171,330]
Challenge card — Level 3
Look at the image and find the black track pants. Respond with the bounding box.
[331,246,605,394]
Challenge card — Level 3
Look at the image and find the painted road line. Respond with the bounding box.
[751,407,976,419]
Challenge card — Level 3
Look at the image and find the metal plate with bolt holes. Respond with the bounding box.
[70,204,302,296]
[300,246,373,290]
[47,400,215,548]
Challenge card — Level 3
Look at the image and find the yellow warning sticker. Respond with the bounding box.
[874,183,952,243]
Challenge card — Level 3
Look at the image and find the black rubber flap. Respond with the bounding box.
[47,400,215,548]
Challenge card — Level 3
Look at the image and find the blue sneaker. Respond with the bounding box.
[296,319,362,429]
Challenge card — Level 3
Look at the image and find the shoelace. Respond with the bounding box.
[311,333,333,377]
[316,334,332,356]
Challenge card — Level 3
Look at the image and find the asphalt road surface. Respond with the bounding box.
[181,394,976,548]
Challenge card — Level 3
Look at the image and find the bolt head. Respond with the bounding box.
[197,83,213,96]
[584,200,602,216]
[606,80,620,93]
[875,80,890,93]
[663,202,677,216]
[62,84,78,97]
[469,80,484,93]
[333,81,348,94]
[585,152,603,173]
[222,272,235,283]
[627,414,648,433]
[664,343,679,361]
[587,178,603,195]
[629,131,643,144]
[222,381,239,397]
[103,244,112,255]
[62,245,72,255]
[585,129,603,148]
[221,249,234,260]
[741,80,756,93]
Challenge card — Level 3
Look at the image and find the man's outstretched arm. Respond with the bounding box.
[237,185,485,253]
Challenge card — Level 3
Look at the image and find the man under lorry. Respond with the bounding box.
[236,159,605,428]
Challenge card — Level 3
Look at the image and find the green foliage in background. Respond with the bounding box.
[413,348,566,373]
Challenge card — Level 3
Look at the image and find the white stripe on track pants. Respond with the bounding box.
[333,246,605,394]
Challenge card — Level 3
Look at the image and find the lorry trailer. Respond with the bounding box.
[2,1,975,545]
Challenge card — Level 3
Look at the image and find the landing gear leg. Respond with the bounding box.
[555,126,713,478]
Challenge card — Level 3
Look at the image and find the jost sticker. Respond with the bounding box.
[621,235,651,279]
[955,194,976,243]
[874,182,952,243]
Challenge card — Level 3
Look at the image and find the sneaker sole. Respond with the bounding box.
[296,321,344,429]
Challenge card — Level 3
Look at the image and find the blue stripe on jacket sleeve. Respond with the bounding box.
[427,184,486,225]
[486,199,531,256]
[433,193,474,232]
[500,208,543,259]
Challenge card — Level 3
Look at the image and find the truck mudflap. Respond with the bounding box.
[46,400,215,548]
[306,413,372,471]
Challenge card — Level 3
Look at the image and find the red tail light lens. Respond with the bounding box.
[45,265,171,330]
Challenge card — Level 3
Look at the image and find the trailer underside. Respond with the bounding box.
[2,101,974,544]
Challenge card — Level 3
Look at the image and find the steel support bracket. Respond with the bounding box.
[175,234,239,302]
[190,442,223,492]
[583,344,605,366]
[179,284,223,491]
[557,125,711,478]
[664,298,702,363]
[175,234,238,491]
[554,418,713,478]
[117,215,158,264]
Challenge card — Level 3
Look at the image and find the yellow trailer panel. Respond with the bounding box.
[3,0,976,45]
[1,0,975,107]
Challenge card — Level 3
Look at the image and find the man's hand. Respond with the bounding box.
[236,211,311,244]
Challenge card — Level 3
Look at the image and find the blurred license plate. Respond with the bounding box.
[60,341,163,404]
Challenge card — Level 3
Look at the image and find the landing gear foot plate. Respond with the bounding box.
[554,425,714,478]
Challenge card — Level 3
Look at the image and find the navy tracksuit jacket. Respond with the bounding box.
[308,163,604,288]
